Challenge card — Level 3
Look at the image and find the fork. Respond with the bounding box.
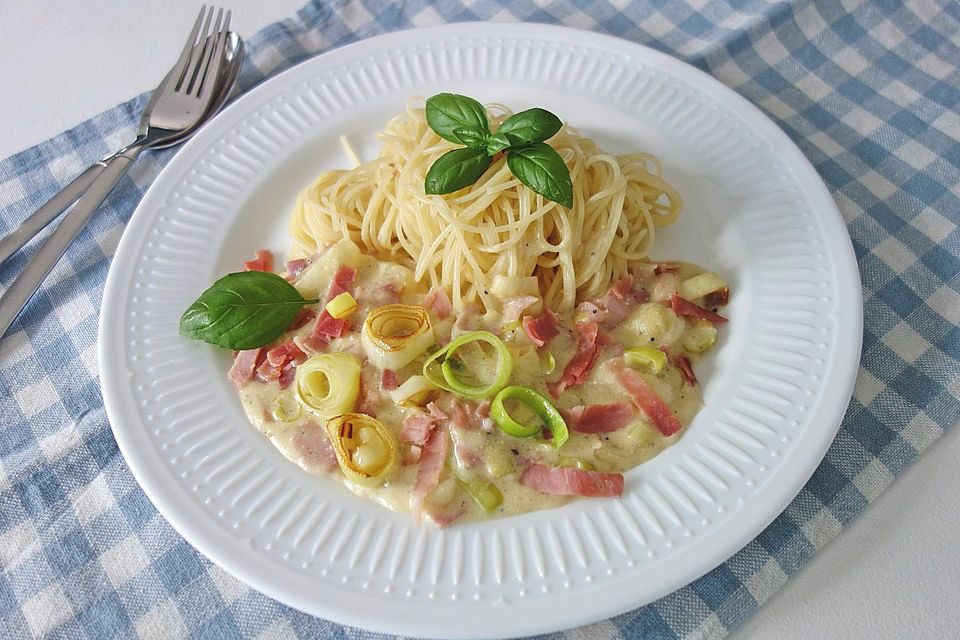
[0,7,240,339]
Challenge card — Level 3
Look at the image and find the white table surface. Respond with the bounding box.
[2,2,958,638]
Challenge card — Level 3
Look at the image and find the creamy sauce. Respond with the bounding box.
[238,244,726,525]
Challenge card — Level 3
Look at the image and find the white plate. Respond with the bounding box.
[99,23,862,639]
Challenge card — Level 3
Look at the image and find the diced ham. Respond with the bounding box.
[449,401,469,429]
[423,285,453,319]
[522,308,560,347]
[287,308,317,331]
[278,363,297,389]
[301,265,358,347]
[412,427,448,524]
[520,464,624,497]
[228,348,262,389]
[703,287,730,308]
[327,265,357,301]
[285,258,309,278]
[310,311,349,343]
[381,369,398,391]
[294,334,326,355]
[400,402,446,446]
[244,249,273,272]
[400,414,439,446]
[429,505,465,528]
[674,354,698,386]
[670,294,728,325]
[256,340,306,386]
[548,322,602,397]
[291,421,338,473]
[562,403,634,433]
[608,275,634,299]
[502,295,540,324]
[608,359,683,436]
[455,302,482,332]
[652,273,681,302]
[426,402,448,421]
[266,340,306,368]
[593,276,650,325]
[356,372,381,415]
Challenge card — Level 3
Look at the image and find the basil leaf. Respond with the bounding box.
[495,108,563,147]
[453,127,491,152]
[180,271,317,350]
[425,147,493,195]
[506,143,574,208]
[425,93,490,144]
[486,132,511,155]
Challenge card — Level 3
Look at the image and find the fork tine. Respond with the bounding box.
[184,7,218,93]
[197,10,231,98]
[185,8,223,95]
[172,6,207,91]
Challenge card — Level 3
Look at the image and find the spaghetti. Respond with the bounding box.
[290,101,682,313]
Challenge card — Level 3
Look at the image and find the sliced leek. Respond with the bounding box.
[361,304,434,370]
[325,292,357,319]
[624,346,667,374]
[389,374,439,407]
[423,331,513,399]
[490,385,569,448]
[326,413,397,486]
[295,352,361,417]
[459,477,503,512]
[681,320,718,353]
[558,456,595,471]
[679,271,725,300]
[271,393,302,422]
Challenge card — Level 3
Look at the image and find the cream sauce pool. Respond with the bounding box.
[237,241,727,525]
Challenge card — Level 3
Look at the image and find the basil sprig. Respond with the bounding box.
[180,271,317,350]
[424,93,573,207]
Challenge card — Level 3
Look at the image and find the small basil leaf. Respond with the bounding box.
[425,93,490,144]
[453,127,491,151]
[486,132,511,155]
[425,147,493,194]
[180,271,317,350]
[506,143,574,208]
[495,108,563,147]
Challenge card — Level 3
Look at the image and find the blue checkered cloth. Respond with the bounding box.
[1,1,958,638]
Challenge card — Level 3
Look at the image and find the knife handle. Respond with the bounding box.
[0,163,106,265]
[0,145,142,338]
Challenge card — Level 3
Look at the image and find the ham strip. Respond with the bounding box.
[548,322,602,397]
[412,427,448,524]
[670,294,728,325]
[400,414,438,446]
[228,348,262,389]
[423,285,453,319]
[522,308,560,347]
[608,359,682,436]
[520,464,624,497]
[285,258,309,278]
[244,249,273,272]
[381,369,398,391]
[674,354,698,386]
[562,403,634,433]
[291,421,338,473]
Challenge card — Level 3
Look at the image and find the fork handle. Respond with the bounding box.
[0,163,106,265]
[0,143,144,338]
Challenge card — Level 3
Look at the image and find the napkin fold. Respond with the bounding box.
[0,1,957,638]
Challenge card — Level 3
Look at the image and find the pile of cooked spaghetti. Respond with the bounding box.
[289,100,682,313]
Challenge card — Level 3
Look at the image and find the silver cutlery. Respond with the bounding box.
[0,6,244,338]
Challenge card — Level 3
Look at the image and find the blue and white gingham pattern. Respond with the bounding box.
[1,1,958,637]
